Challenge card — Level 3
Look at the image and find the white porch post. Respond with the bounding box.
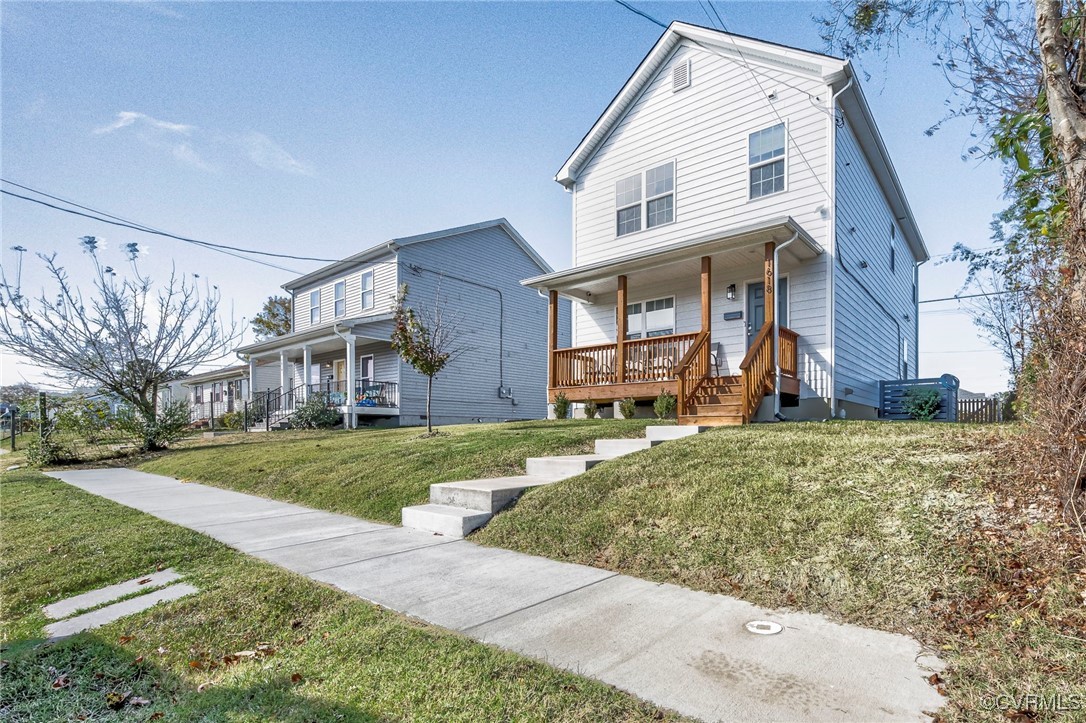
[302,345,313,402]
[344,334,357,429]
[279,350,290,408]
[248,358,256,401]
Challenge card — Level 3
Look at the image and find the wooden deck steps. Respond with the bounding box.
[681,375,744,426]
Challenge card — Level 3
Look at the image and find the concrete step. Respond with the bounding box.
[525,454,608,479]
[678,415,743,426]
[645,425,710,441]
[594,438,660,458]
[430,476,557,513]
[401,503,492,538]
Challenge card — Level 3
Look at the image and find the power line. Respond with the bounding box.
[919,290,1016,304]
[613,0,668,29]
[1,179,340,268]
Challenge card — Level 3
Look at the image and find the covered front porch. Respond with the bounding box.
[237,317,400,428]
[525,218,822,424]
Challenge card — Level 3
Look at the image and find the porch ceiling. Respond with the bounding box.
[523,216,821,301]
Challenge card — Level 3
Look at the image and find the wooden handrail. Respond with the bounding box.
[740,323,773,370]
[675,330,711,416]
[675,330,710,372]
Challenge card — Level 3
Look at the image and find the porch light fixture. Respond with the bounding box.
[726,284,737,301]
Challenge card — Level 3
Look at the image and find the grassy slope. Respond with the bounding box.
[475,421,1086,721]
[0,469,677,722]
[136,420,654,524]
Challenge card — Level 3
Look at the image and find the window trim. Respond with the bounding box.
[309,289,321,325]
[619,294,676,339]
[615,159,677,238]
[746,122,788,201]
[360,269,375,311]
[334,280,346,318]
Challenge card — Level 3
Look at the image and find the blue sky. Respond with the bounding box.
[2,1,1009,391]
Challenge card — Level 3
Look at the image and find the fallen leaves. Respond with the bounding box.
[138,577,153,585]
[51,675,71,690]
[290,672,303,684]
[118,635,134,645]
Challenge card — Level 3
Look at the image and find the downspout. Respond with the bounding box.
[826,75,854,419]
[773,231,800,418]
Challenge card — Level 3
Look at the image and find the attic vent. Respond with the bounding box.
[672,59,691,92]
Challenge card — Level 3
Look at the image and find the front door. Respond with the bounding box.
[746,279,788,348]
[333,359,347,387]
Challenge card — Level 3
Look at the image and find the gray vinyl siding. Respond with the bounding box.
[572,40,830,267]
[833,120,920,408]
[395,225,554,424]
[251,360,281,395]
[292,254,398,333]
[569,39,832,398]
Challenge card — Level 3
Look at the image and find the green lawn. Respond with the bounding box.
[474,421,1086,721]
[0,469,678,722]
[136,419,655,524]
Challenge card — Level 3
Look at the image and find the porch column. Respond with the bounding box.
[344,334,357,429]
[764,242,776,327]
[547,290,558,389]
[301,345,313,402]
[279,350,290,398]
[616,275,627,384]
[248,358,256,401]
[700,256,711,332]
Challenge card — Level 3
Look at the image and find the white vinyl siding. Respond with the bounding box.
[572,41,829,268]
[834,120,920,407]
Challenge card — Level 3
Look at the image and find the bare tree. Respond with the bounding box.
[0,237,241,448]
[966,269,1033,380]
[390,282,471,435]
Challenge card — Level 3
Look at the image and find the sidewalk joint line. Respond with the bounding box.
[303,538,463,574]
[244,525,394,553]
[460,572,620,633]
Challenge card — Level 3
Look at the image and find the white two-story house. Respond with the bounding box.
[236,219,568,427]
[524,22,928,425]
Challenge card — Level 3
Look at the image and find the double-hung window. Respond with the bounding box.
[309,290,321,325]
[334,280,346,317]
[616,161,675,236]
[622,297,675,339]
[360,270,374,310]
[748,123,786,199]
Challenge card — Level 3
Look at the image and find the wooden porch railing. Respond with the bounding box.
[739,324,775,422]
[551,332,698,388]
[674,331,711,416]
[779,327,798,378]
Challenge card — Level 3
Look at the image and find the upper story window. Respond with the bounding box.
[749,123,786,199]
[360,270,374,310]
[616,161,675,237]
[334,280,346,317]
[309,289,321,325]
[622,296,675,339]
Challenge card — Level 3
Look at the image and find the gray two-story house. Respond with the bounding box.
[237,219,569,427]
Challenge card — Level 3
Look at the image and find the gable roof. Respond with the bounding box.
[555,21,928,263]
[282,219,552,292]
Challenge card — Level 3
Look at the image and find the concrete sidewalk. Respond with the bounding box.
[50,468,944,722]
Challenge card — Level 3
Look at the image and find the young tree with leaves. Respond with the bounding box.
[0,237,241,450]
[390,283,470,435]
[251,295,292,339]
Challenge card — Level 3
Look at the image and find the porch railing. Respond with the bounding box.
[740,324,776,422]
[551,332,699,388]
[306,380,399,409]
[675,330,711,416]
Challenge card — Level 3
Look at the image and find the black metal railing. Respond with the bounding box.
[306,380,398,409]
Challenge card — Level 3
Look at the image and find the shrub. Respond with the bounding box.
[289,397,341,430]
[654,389,677,420]
[219,411,244,430]
[583,400,599,419]
[553,392,570,420]
[903,387,942,421]
[618,397,637,419]
[114,400,194,450]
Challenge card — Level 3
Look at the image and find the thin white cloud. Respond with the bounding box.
[93,111,313,176]
[239,132,314,176]
[94,111,194,136]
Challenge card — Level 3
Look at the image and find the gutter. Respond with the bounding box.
[826,76,853,419]
[773,231,800,418]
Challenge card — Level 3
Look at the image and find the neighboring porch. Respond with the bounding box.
[237,318,401,428]
[526,218,821,425]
